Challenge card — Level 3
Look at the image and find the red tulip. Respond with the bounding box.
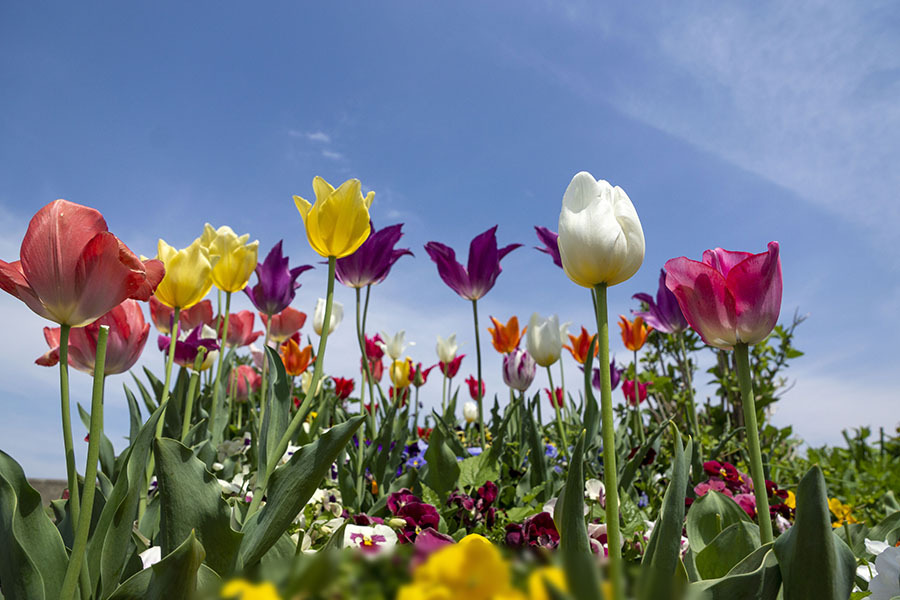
[665,242,782,350]
[218,310,263,347]
[260,307,307,343]
[544,387,564,409]
[439,354,465,378]
[332,376,355,400]
[410,362,437,388]
[621,379,651,406]
[228,364,261,402]
[149,296,214,335]
[465,375,485,401]
[0,200,163,326]
[36,299,150,375]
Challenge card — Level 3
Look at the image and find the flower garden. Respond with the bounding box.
[0,174,898,600]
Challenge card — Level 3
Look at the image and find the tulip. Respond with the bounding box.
[632,269,688,334]
[618,315,650,351]
[280,338,313,377]
[564,326,598,364]
[0,199,163,327]
[228,364,261,402]
[463,401,478,424]
[410,363,436,388]
[332,376,355,401]
[545,387,564,409]
[366,333,386,361]
[665,241,783,546]
[218,310,262,347]
[502,349,536,392]
[293,176,374,258]
[300,370,323,396]
[533,226,563,268]
[435,334,458,364]
[158,325,219,371]
[390,358,413,389]
[592,360,622,392]
[244,241,314,317]
[152,239,215,310]
[313,298,344,335]
[149,296,214,335]
[465,376,485,401]
[439,354,465,378]
[378,330,412,361]
[487,316,525,354]
[260,307,307,343]
[557,171,645,288]
[424,226,520,302]
[621,379,651,405]
[664,242,782,350]
[198,224,259,293]
[335,222,412,287]
[526,313,569,367]
[36,299,149,375]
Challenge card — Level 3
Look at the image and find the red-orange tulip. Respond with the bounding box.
[260,307,307,343]
[36,299,150,375]
[280,338,313,376]
[0,200,163,326]
[149,296,214,335]
[564,326,598,364]
[487,316,526,354]
[618,315,650,351]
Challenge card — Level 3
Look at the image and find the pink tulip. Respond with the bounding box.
[218,310,263,347]
[228,364,261,402]
[259,307,306,343]
[664,242,782,350]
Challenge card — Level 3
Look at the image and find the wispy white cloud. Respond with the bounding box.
[287,129,332,144]
[321,149,343,160]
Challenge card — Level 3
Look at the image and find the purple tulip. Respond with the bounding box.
[632,269,688,334]
[424,226,521,300]
[592,359,622,392]
[157,325,219,368]
[243,241,313,316]
[335,222,413,288]
[534,226,562,268]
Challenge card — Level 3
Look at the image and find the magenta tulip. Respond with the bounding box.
[664,242,782,350]
[424,226,521,300]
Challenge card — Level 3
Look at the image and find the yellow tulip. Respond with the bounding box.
[221,578,281,600]
[198,224,259,292]
[153,239,215,309]
[390,358,412,389]
[293,176,374,258]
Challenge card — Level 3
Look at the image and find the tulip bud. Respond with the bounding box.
[378,330,412,361]
[557,171,645,288]
[313,298,344,335]
[436,334,459,364]
[198,224,259,293]
[526,313,569,367]
[502,349,536,392]
[463,401,478,424]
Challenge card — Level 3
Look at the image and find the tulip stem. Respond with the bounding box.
[182,347,207,443]
[246,256,337,521]
[259,316,272,425]
[734,342,774,545]
[210,291,232,444]
[60,325,109,600]
[441,375,447,415]
[355,286,376,509]
[633,349,646,445]
[591,284,624,600]
[547,366,569,459]
[471,299,486,450]
[155,307,181,438]
[57,324,81,529]
[678,332,700,439]
[558,358,566,420]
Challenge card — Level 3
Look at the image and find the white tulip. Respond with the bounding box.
[436,334,458,363]
[463,401,478,424]
[526,313,570,367]
[313,298,344,335]
[377,330,413,361]
[558,171,645,288]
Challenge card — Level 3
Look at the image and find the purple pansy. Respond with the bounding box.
[424,226,521,300]
[243,241,313,316]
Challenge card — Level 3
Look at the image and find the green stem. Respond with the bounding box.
[547,366,568,458]
[59,325,109,600]
[181,347,208,443]
[259,316,272,425]
[558,357,566,418]
[441,375,447,415]
[355,286,375,509]
[471,299,486,449]
[592,284,624,600]
[58,324,81,527]
[678,332,700,439]
[155,307,181,438]
[734,342,774,545]
[246,256,337,520]
[414,385,420,433]
[210,291,232,444]
[633,349,646,444]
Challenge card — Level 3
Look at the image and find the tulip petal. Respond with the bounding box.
[0,259,55,321]
[727,241,782,345]
[665,257,738,349]
[702,248,754,278]
[424,241,472,299]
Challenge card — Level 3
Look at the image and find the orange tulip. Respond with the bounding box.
[564,326,598,364]
[487,316,526,354]
[280,338,313,376]
[618,315,650,351]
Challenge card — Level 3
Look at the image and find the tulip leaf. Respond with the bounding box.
[369,400,399,491]
[486,394,518,465]
[686,490,752,556]
[78,401,118,481]
[130,373,157,414]
[237,415,364,568]
[619,418,672,493]
[0,450,69,600]
[154,437,243,576]
[687,543,781,600]
[258,346,291,477]
[107,531,220,600]
[208,348,235,445]
[639,427,692,600]
[431,410,467,457]
[558,431,602,600]
[773,465,856,600]
[582,335,600,448]
[421,424,461,502]
[870,510,900,547]
[87,400,165,599]
[694,521,760,580]
[524,400,549,500]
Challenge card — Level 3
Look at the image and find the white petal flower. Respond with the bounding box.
[526,313,564,367]
[869,546,900,599]
[377,330,413,360]
[313,298,344,335]
[436,334,459,363]
[138,546,162,569]
[343,524,398,557]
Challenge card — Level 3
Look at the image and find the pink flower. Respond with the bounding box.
[664,242,782,350]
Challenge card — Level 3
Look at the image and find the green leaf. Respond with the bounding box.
[237,415,364,568]
[582,335,600,447]
[421,424,461,502]
[558,431,602,600]
[524,403,548,500]
[686,491,752,555]
[123,383,143,444]
[619,418,672,493]
[870,511,900,547]
[0,451,69,600]
[773,465,856,600]
[431,410,467,457]
[78,401,118,481]
[458,453,500,491]
[694,521,760,580]
[257,346,291,476]
[154,438,243,576]
[639,427,692,600]
[108,531,220,600]
[687,543,781,600]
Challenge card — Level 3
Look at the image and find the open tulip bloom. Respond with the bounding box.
[335,222,413,288]
[244,241,313,317]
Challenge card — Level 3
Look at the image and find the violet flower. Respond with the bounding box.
[243,241,313,316]
[157,325,219,369]
[591,359,622,392]
[632,268,688,334]
[424,226,521,301]
[534,226,562,268]
[335,222,413,288]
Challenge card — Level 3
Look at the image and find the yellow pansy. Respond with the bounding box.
[828,497,858,528]
[221,578,281,600]
[153,238,215,309]
[199,224,259,292]
[293,176,374,258]
[784,490,796,510]
[390,357,413,389]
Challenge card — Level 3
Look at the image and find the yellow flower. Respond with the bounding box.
[293,176,374,258]
[390,357,413,389]
[153,239,215,309]
[528,567,568,600]
[199,224,259,292]
[221,578,281,600]
[784,490,796,510]
[828,497,858,528]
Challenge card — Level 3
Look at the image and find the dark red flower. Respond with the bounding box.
[439,354,465,378]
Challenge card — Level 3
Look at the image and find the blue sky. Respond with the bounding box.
[1,1,898,476]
